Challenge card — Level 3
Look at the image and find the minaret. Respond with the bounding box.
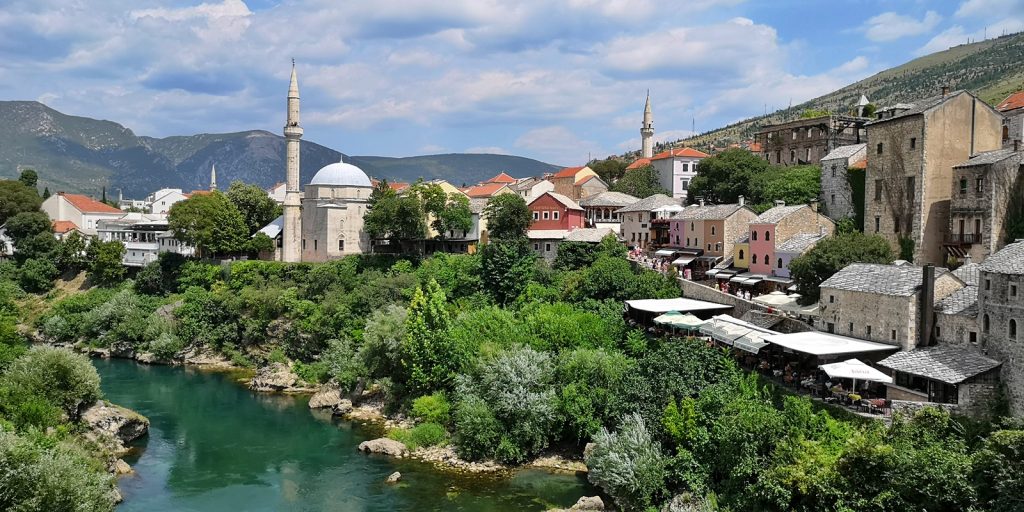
[641,91,654,158]
[282,62,303,262]
[209,163,218,191]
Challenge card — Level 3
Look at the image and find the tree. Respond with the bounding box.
[789,231,894,305]
[480,238,535,305]
[483,194,531,241]
[586,413,668,511]
[42,187,51,199]
[749,165,821,211]
[15,231,59,263]
[0,180,43,225]
[0,431,116,512]
[589,158,629,182]
[399,279,465,394]
[973,429,1024,512]
[363,191,427,246]
[611,165,670,199]
[168,191,248,257]
[86,240,126,287]
[17,258,59,292]
[433,193,473,241]
[4,211,52,245]
[18,169,38,190]
[687,148,770,204]
[1,346,102,418]
[226,181,283,234]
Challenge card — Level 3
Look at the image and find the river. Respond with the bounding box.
[93,358,595,512]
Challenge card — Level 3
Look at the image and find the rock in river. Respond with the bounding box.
[82,401,149,454]
[309,384,345,409]
[385,471,401,484]
[357,438,409,458]
[249,362,298,392]
[549,495,607,511]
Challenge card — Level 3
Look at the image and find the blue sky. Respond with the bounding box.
[1,0,1021,166]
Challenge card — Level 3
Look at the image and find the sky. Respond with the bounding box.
[1,0,1022,166]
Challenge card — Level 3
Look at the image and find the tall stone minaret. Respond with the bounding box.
[282,62,303,263]
[209,163,218,191]
[641,91,654,158]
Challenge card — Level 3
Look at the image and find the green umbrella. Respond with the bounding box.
[653,311,706,331]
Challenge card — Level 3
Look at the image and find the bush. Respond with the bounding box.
[41,314,75,343]
[178,261,223,290]
[586,413,668,512]
[147,332,184,360]
[452,394,502,460]
[360,305,407,378]
[411,392,451,425]
[321,338,365,391]
[0,431,116,512]
[17,258,58,293]
[1,346,102,418]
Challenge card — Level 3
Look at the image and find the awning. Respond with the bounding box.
[655,249,677,256]
[653,311,706,330]
[625,298,733,314]
[729,273,750,283]
[672,256,697,266]
[705,269,721,277]
[763,332,899,357]
[743,276,765,285]
[714,269,737,278]
[765,276,794,284]
[819,359,893,384]
[699,315,777,354]
[733,334,770,354]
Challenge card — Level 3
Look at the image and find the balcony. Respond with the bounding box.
[945,233,980,245]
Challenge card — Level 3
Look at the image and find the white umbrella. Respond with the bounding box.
[818,358,893,391]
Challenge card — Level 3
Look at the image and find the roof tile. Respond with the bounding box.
[820,263,951,297]
[59,193,122,214]
[878,345,1001,384]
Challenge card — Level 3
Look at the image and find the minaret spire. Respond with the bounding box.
[641,90,654,159]
[282,61,304,263]
[210,163,217,191]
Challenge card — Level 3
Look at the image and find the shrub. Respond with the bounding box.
[586,413,668,512]
[293,361,328,385]
[411,392,451,425]
[0,431,116,512]
[1,346,102,418]
[178,261,223,290]
[452,394,501,460]
[147,332,184,360]
[557,348,634,444]
[409,422,448,449]
[321,338,366,392]
[17,258,58,293]
[41,314,75,343]
[360,305,407,378]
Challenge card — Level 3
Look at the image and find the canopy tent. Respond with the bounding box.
[729,273,751,283]
[654,249,677,257]
[672,256,697,266]
[653,311,706,331]
[762,332,898,357]
[753,291,791,306]
[625,298,733,315]
[699,315,776,354]
[753,292,820,317]
[819,358,893,384]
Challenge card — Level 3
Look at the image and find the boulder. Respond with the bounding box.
[135,352,168,365]
[81,401,149,454]
[583,442,597,460]
[385,471,401,484]
[309,385,345,409]
[570,496,605,510]
[113,459,132,475]
[249,363,298,392]
[331,399,354,416]
[357,438,409,458]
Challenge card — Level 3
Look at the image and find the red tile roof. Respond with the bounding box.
[625,158,651,170]
[52,220,80,234]
[849,158,867,170]
[651,147,709,160]
[464,182,508,198]
[58,193,122,214]
[389,182,410,192]
[486,172,517,184]
[552,166,585,178]
[997,90,1024,112]
[748,142,762,152]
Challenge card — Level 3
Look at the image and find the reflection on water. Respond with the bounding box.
[94,358,594,512]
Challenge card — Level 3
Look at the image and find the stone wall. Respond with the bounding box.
[890,399,960,416]
[679,278,765,319]
[936,311,979,346]
[820,147,865,222]
[978,269,1024,415]
[819,288,910,349]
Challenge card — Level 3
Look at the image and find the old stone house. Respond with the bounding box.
[977,241,1024,415]
[819,143,866,222]
[548,166,599,201]
[755,114,866,166]
[877,345,1001,412]
[947,147,1024,263]
[579,191,638,232]
[864,89,1003,265]
[997,90,1024,149]
[935,263,981,346]
[615,194,680,250]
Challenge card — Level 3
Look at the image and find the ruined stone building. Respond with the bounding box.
[819,143,867,222]
[946,146,1024,263]
[754,114,866,166]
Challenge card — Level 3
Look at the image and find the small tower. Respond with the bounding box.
[641,91,654,158]
[209,163,218,191]
[282,61,304,263]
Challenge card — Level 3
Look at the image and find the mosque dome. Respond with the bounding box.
[309,161,372,187]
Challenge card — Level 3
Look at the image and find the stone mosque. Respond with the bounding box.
[281,63,373,262]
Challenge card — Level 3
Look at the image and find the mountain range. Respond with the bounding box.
[679,31,1024,150]
[0,101,560,198]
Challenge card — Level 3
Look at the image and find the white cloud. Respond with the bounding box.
[514,125,605,165]
[862,11,942,42]
[464,146,508,154]
[915,26,969,55]
[956,0,1024,18]
[617,129,697,152]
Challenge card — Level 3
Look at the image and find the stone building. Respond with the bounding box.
[746,202,834,279]
[997,90,1024,149]
[935,263,981,346]
[615,194,679,250]
[818,263,964,351]
[877,345,1001,412]
[650,148,708,201]
[579,191,638,232]
[299,162,373,261]
[977,241,1024,415]
[755,114,866,166]
[668,201,757,257]
[511,177,553,203]
[548,166,599,201]
[819,143,866,222]
[946,147,1024,263]
[864,89,1004,265]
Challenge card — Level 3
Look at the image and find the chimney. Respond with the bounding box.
[810,198,819,212]
[699,197,705,207]
[919,264,936,348]
[738,195,745,207]
[1015,139,1021,152]
[774,200,786,207]
[941,85,949,97]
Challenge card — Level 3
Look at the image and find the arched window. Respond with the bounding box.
[739,249,745,260]
[765,231,771,241]
[711,226,716,235]
[1012,319,1018,340]
[764,254,770,264]
[690,222,695,231]
[752,253,757,264]
[752,231,758,241]
[983,314,990,333]
[777,258,783,269]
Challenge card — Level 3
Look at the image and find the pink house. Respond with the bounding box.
[747,202,835,276]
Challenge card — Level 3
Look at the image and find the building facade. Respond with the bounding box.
[819,143,866,222]
[579,191,638,232]
[299,163,373,262]
[998,91,1024,149]
[616,194,679,250]
[947,148,1024,263]
[977,241,1024,415]
[41,192,125,235]
[746,203,835,277]
[528,192,585,232]
[650,148,708,201]
[755,115,866,166]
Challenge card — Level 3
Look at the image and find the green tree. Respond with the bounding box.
[433,193,473,240]
[168,191,248,257]
[611,165,670,199]
[1,346,102,418]
[4,211,52,245]
[749,165,821,211]
[399,279,465,394]
[589,158,629,182]
[17,258,59,292]
[973,429,1024,512]
[55,231,88,273]
[0,432,116,512]
[789,231,894,305]
[586,413,668,511]
[42,186,51,199]
[86,240,126,287]
[226,181,283,234]
[687,148,770,204]
[14,232,59,263]
[480,239,535,305]
[482,194,531,241]
[17,169,38,190]
[363,191,427,246]
[0,180,43,225]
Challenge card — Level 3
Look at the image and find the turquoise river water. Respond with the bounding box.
[92,358,595,512]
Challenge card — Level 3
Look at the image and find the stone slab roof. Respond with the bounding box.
[678,203,746,221]
[753,204,806,224]
[615,194,679,214]
[735,233,750,243]
[564,227,617,243]
[822,143,866,161]
[579,191,639,208]
[953,148,1024,167]
[953,262,980,287]
[935,285,978,316]
[776,232,827,253]
[541,192,584,211]
[867,92,958,125]
[820,263,949,297]
[878,345,1001,384]
[979,241,1024,275]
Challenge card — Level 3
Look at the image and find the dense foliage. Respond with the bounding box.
[688,149,821,212]
[789,231,895,305]
[610,165,670,198]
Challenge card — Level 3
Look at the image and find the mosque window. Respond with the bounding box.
[338,240,344,251]
[314,240,317,251]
